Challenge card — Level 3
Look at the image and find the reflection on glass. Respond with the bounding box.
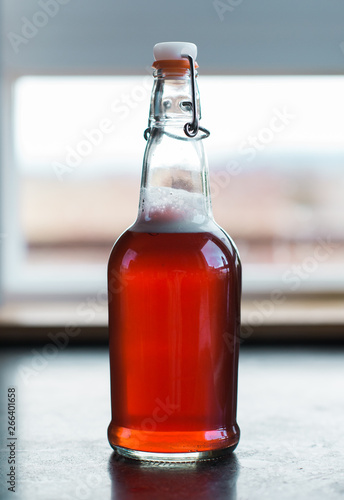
[108,452,240,500]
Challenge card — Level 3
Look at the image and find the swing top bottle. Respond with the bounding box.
[108,42,241,462]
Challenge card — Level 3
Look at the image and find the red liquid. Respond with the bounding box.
[108,229,241,454]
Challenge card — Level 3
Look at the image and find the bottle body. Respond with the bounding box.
[108,222,241,460]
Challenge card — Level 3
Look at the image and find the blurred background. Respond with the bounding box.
[1,0,344,342]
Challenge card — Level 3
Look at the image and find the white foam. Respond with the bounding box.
[132,186,214,233]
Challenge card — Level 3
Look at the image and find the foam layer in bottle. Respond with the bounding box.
[133,186,215,233]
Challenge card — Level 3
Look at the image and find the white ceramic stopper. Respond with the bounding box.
[153,42,197,61]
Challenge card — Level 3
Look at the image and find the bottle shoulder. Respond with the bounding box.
[108,222,240,273]
[211,222,242,266]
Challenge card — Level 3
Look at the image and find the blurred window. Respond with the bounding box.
[2,75,344,297]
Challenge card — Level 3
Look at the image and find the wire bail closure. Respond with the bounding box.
[181,53,210,139]
[181,53,199,138]
[144,52,210,141]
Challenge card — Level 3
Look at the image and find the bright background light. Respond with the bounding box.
[15,76,344,178]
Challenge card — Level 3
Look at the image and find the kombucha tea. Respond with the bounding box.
[108,229,241,455]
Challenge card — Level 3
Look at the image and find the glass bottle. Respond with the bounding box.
[108,42,241,462]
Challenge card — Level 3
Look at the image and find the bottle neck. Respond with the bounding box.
[135,69,213,232]
[148,67,201,130]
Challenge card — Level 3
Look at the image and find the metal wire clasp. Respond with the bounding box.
[143,53,210,141]
[181,53,199,137]
[181,53,210,139]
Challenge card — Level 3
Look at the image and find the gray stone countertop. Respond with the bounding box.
[0,346,343,500]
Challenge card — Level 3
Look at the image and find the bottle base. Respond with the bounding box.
[108,421,240,462]
[112,443,238,463]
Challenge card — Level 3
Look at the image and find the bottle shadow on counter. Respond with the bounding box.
[108,451,240,500]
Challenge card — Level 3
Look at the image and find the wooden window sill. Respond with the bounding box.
[0,296,343,343]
